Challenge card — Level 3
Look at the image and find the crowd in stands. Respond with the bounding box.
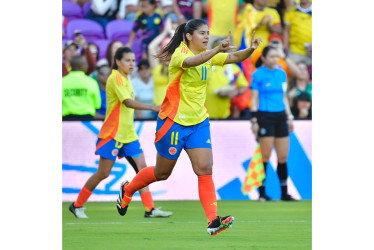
[62,0,312,120]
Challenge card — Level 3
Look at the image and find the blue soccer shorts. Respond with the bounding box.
[154,117,212,160]
[95,137,143,161]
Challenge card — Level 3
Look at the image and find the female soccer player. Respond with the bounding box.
[69,47,172,219]
[116,19,262,236]
[250,46,296,202]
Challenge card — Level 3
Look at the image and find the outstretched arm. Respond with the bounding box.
[224,31,262,65]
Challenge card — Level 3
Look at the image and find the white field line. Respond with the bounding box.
[65,220,308,225]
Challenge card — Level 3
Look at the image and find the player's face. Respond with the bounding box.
[263,49,279,69]
[116,52,136,75]
[190,24,209,51]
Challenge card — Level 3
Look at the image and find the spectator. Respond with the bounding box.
[287,61,311,107]
[106,40,124,67]
[126,0,163,59]
[205,38,249,119]
[88,42,100,61]
[124,0,140,21]
[283,0,312,65]
[238,0,282,50]
[206,0,239,49]
[86,0,126,30]
[251,32,301,82]
[62,56,101,120]
[152,59,170,106]
[291,91,311,120]
[94,60,111,119]
[158,0,176,22]
[173,0,202,24]
[62,39,97,77]
[132,59,157,119]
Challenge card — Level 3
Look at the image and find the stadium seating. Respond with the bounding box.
[66,19,106,42]
[106,20,134,44]
[93,39,111,60]
[82,1,92,17]
[62,1,84,20]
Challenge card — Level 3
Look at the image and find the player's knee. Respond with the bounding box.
[195,162,213,175]
[155,171,171,180]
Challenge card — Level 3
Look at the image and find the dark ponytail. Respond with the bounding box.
[255,46,277,68]
[112,47,134,70]
[156,19,207,61]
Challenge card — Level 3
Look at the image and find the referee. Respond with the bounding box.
[250,46,296,202]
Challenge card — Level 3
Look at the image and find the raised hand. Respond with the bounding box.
[218,30,237,52]
[250,30,262,50]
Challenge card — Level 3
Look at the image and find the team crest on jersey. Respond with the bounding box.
[169,147,177,155]
[112,149,119,156]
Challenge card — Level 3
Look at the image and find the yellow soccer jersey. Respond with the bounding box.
[206,64,248,119]
[98,69,138,143]
[152,64,169,106]
[207,0,238,37]
[284,5,312,55]
[158,42,228,126]
[252,6,281,49]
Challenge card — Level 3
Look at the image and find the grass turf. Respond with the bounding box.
[63,200,311,249]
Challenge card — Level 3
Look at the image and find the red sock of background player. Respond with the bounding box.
[198,175,218,222]
[122,166,157,205]
[74,186,93,207]
[140,191,155,212]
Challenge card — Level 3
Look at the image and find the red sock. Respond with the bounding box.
[74,186,93,207]
[123,166,157,205]
[198,175,217,222]
[140,191,154,212]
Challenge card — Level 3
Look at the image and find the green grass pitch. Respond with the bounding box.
[62,200,311,249]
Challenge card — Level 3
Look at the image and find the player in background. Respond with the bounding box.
[116,19,262,236]
[69,47,172,219]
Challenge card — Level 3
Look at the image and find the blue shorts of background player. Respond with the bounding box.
[95,138,143,161]
[154,117,212,160]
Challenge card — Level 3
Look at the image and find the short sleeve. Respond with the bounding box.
[171,46,192,70]
[270,9,281,25]
[250,71,260,90]
[132,17,141,32]
[283,8,294,26]
[211,53,229,66]
[111,74,133,102]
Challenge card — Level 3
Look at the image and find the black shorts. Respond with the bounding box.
[257,111,289,138]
